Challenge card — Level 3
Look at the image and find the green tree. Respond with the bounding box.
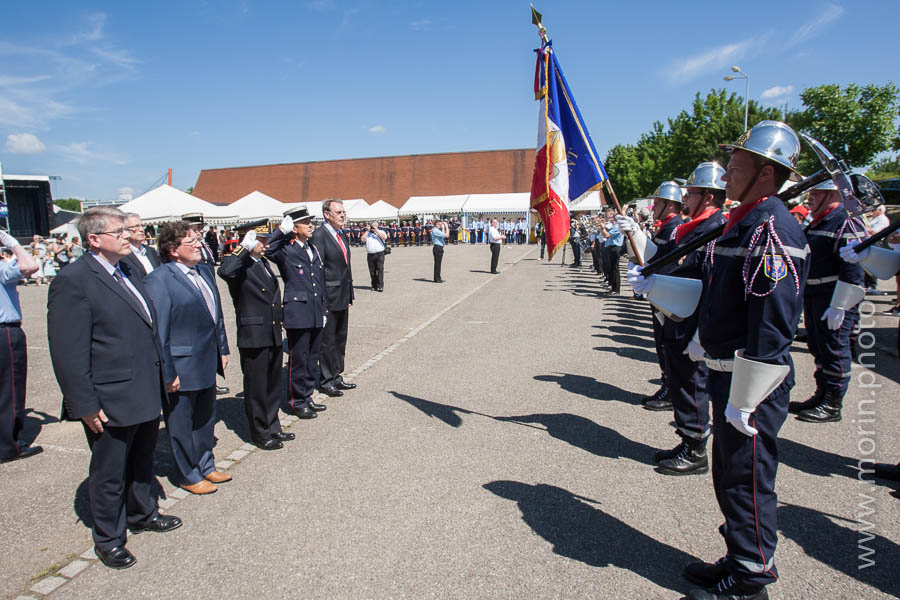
[866,156,900,181]
[787,83,900,174]
[54,198,82,212]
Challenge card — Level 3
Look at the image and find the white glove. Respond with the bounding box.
[725,403,758,436]
[279,216,294,234]
[839,240,868,264]
[616,215,637,234]
[0,230,20,248]
[684,330,705,362]
[240,230,258,251]
[626,265,654,295]
[323,315,327,327]
[822,306,845,330]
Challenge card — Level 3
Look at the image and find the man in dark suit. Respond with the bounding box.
[310,200,357,397]
[48,207,181,570]
[218,221,295,449]
[119,213,161,277]
[183,213,230,395]
[266,208,328,416]
[144,221,231,495]
[204,226,220,263]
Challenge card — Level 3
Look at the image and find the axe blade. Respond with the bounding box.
[800,132,863,216]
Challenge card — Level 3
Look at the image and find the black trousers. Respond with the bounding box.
[367,251,385,290]
[651,309,667,386]
[239,345,283,444]
[604,246,622,293]
[288,327,323,406]
[490,243,500,273]
[570,241,581,265]
[433,245,444,281]
[84,418,160,550]
[0,325,27,460]
[319,309,348,387]
[590,243,601,273]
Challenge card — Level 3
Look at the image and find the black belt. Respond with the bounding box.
[0,322,22,328]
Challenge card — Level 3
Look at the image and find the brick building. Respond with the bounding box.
[192,149,533,207]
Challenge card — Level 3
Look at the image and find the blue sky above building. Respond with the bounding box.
[0,1,896,201]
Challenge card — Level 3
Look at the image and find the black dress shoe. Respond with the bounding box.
[319,385,344,397]
[95,545,136,569]
[273,432,296,441]
[874,462,900,481]
[0,444,43,464]
[130,514,183,534]
[216,385,230,395]
[307,400,327,412]
[294,405,318,419]
[683,558,729,587]
[257,439,284,450]
[334,379,356,390]
[685,574,768,600]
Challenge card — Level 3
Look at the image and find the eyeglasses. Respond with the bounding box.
[179,237,202,247]
[125,225,143,231]
[96,229,126,239]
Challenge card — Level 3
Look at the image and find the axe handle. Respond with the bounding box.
[855,218,900,253]
[641,224,725,277]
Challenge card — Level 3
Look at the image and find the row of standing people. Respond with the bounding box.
[605,120,898,600]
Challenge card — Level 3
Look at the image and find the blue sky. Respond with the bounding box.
[1,1,897,201]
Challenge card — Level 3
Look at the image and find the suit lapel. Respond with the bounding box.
[169,263,215,322]
[85,254,153,327]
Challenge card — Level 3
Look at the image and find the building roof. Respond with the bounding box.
[192,148,533,208]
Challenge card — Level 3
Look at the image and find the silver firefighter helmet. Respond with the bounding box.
[719,120,801,174]
[651,180,684,204]
[684,161,726,191]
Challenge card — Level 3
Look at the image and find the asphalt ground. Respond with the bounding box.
[2,242,898,599]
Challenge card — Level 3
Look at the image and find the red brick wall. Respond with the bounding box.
[193,149,533,207]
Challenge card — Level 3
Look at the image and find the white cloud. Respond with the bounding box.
[667,34,770,84]
[367,125,387,134]
[307,0,334,11]
[91,46,140,71]
[760,85,794,100]
[69,12,106,44]
[57,142,127,165]
[4,133,46,154]
[409,18,433,31]
[788,4,844,48]
[116,186,134,196]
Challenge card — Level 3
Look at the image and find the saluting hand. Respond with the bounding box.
[82,409,108,434]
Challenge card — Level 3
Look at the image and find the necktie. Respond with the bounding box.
[112,268,152,322]
[335,232,348,264]
[188,269,216,320]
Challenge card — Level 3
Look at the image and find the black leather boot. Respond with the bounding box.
[643,386,672,411]
[657,437,709,476]
[788,386,823,414]
[797,389,843,423]
[654,438,685,463]
[685,575,768,600]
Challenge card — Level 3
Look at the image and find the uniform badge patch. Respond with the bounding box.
[764,255,787,282]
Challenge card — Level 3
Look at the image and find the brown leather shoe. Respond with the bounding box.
[204,471,232,484]
[180,480,218,495]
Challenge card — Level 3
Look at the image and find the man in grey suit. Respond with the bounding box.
[144,221,230,495]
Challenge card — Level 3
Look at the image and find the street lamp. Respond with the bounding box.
[723,65,749,132]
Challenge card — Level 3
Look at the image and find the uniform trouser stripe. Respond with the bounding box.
[662,342,710,439]
[803,294,855,395]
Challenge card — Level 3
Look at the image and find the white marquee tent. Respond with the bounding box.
[227,191,287,221]
[118,185,236,224]
[351,200,399,221]
[461,193,530,215]
[398,195,470,216]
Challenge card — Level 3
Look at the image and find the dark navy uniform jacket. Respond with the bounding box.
[662,210,728,350]
[217,246,284,349]
[651,214,685,276]
[698,196,810,370]
[265,229,326,330]
[803,207,865,298]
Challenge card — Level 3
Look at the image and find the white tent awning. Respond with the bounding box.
[398,195,469,216]
[227,191,288,221]
[118,185,237,224]
[461,193,530,215]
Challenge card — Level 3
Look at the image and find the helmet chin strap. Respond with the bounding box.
[734,163,767,206]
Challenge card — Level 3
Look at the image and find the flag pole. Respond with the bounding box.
[530,6,643,266]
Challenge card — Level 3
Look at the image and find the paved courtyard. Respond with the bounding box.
[2,243,898,599]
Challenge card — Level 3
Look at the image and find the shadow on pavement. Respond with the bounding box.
[592,332,655,348]
[20,409,59,446]
[495,413,655,464]
[73,475,167,530]
[215,395,253,444]
[534,373,643,406]
[594,318,652,331]
[593,345,659,364]
[483,480,695,594]
[778,502,899,597]
[390,391,489,428]
[778,437,859,480]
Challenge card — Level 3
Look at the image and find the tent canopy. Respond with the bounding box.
[398,195,469,216]
[352,200,399,221]
[118,185,236,224]
[462,193,530,214]
[227,191,287,221]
